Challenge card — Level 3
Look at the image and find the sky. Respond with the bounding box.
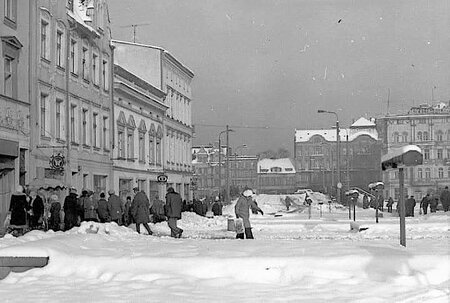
[108,0,450,155]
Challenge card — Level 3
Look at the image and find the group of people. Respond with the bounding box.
[7,185,185,238]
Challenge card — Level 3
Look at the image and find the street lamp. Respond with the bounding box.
[218,126,234,202]
[233,144,247,193]
[318,109,341,205]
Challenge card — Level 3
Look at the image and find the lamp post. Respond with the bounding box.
[218,126,234,202]
[318,110,341,205]
[233,144,247,194]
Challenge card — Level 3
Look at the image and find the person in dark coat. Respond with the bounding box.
[430,194,438,213]
[97,192,110,223]
[165,187,183,238]
[386,197,394,213]
[405,196,416,217]
[420,194,430,215]
[84,191,98,222]
[107,190,123,225]
[362,194,370,209]
[131,187,153,235]
[29,190,44,229]
[123,196,132,226]
[235,189,263,239]
[77,190,88,224]
[151,195,166,223]
[440,186,450,212]
[63,187,79,230]
[9,185,29,226]
[193,198,203,216]
[212,196,223,216]
[48,194,61,231]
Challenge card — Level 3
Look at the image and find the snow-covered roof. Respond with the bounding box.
[67,0,100,37]
[257,158,296,174]
[350,117,375,128]
[295,129,378,142]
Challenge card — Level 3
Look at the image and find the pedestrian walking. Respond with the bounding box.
[285,196,292,211]
[362,194,369,209]
[123,196,132,226]
[97,192,110,223]
[63,187,79,230]
[151,195,166,223]
[420,194,430,215]
[107,190,123,225]
[28,190,44,229]
[77,190,88,224]
[84,191,98,222]
[235,189,263,239]
[48,194,61,231]
[9,185,29,227]
[386,197,394,213]
[430,194,438,213]
[405,196,416,217]
[131,187,153,235]
[440,186,450,212]
[165,187,183,238]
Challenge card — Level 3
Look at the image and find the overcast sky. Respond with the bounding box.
[108,0,450,155]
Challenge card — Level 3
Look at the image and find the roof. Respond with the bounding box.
[295,129,378,143]
[351,117,375,128]
[257,158,296,174]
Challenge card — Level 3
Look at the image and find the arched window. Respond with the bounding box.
[438,167,444,178]
[401,132,408,143]
[423,131,429,141]
[393,132,399,143]
[425,168,431,179]
[417,131,422,141]
[417,168,422,179]
[436,131,443,141]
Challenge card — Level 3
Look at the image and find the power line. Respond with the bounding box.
[194,123,292,130]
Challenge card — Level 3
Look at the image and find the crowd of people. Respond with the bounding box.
[6,185,185,238]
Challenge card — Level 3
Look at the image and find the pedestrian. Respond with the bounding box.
[97,192,110,223]
[28,190,44,229]
[362,194,369,209]
[420,194,430,215]
[83,191,98,222]
[165,187,183,238]
[151,195,166,223]
[193,198,203,216]
[405,195,416,217]
[440,186,450,212]
[235,189,263,239]
[131,187,153,235]
[9,185,29,227]
[285,196,292,211]
[212,196,223,216]
[386,197,394,213]
[123,196,132,226]
[107,190,123,225]
[77,189,88,224]
[48,194,61,231]
[430,194,438,213]
[63,187,79,230]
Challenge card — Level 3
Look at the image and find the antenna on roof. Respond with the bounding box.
[120,23,151,43]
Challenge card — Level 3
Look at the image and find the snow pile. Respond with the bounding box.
[70,221,136,236]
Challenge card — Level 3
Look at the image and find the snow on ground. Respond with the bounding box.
[0,194,449,302]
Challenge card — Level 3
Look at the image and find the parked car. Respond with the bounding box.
[295,189,313,195]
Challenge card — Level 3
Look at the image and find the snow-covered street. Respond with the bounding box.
[0,196,449,303]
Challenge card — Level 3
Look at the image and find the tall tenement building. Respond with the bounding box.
[377,102,450,200]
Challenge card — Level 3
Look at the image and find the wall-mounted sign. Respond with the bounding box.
[49,153,65,171]
[157,174,168,183]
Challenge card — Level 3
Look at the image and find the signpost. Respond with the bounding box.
[157,174,168,183]
[381,145,423,247]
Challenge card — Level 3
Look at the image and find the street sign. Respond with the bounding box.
[157,174,168,183]
[337,182,342,189]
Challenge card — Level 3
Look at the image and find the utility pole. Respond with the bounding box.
[226,125,230,203]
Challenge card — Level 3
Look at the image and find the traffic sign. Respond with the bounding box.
[157,174,168,183]
[337,182,342,189]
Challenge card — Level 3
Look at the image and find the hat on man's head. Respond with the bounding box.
[167,187,175,193]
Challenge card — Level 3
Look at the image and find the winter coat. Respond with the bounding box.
[123,201,132,225]
[440,189,450,207]
[131,191,150,224]
[63,193,79,226]
[165,192,183,219]
[151,199,166,222]
[9,192,29,226]
[430,197,438,212]
[405,198,416,216]
[108,194,123,221]
[84,196,98,220]
[97,198,110,221]
[235,196,260,228]
[420,196,430,209]
[386,197,394,207]
[30,195,45,219]
[212,202,223,216]
[49,201,61,231]
[193,199,203,216]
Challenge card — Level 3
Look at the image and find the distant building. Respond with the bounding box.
[256,158,297,194]
[113,40,194,200]
[294,117,382,194]
[377,102,450,200]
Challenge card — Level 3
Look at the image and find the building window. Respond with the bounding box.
[156,138,161,165]
[92,52,99,86]
[102,117,108,150]
[83,174,89,189]
[40,94,47,136]
[417,131,422,141]
[423,131,429,141]
[417,168,422,179]
[401,132,408,143]
[393,132,399,143]
[70,104,76,142]
[437,149,443,160]
[82,46,89,81]
[425,168,431,179]
[102,56,109,91]
[56,99,62,139]
[127,131,134,160]
[139,133,145,162]
[70,38,77,74]
[92,113,98,147]
[40,19,50,60]
[82,109,88,145]
[3,56,13,97]
[149,135,155,164]
[4,0,16,23]
[118,129,125,158]
[423,149,430,160]
[436,131,443,141]
[448,167,450,178]
[66,0,74,11]
[438,168,444,179]
[56,30,64,68]
[93,175,106,194]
